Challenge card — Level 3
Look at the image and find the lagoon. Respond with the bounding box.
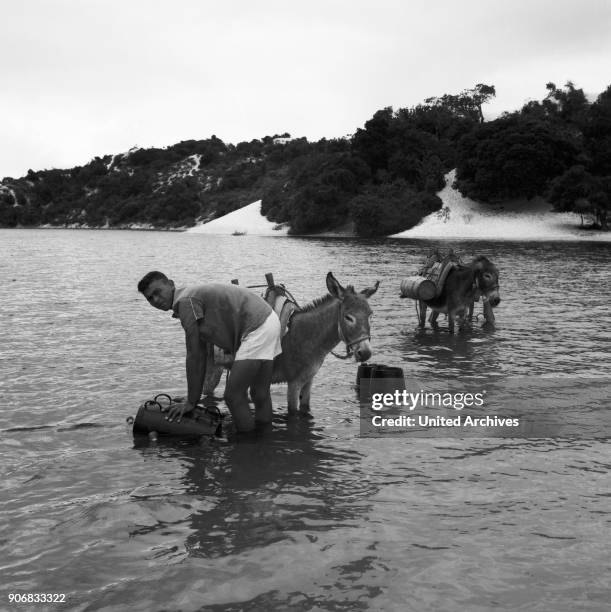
[1,229,610,611]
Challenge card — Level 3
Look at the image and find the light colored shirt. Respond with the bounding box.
[172,283,272,353]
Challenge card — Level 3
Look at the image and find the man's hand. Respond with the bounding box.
[166,401,195,422]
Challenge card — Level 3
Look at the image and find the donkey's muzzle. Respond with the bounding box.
[354,341,372,363]
[486,288,501,307]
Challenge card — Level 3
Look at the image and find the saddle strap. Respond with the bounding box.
[263,284,300,338]
[434,260,457,296]
[277,299,297,338]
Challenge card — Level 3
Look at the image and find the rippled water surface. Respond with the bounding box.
[1,229,610,611]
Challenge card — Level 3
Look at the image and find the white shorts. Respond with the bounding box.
[235,312,282,361]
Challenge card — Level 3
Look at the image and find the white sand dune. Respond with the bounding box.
[393,171,610,241]
[187,200,289,236]
[186,173,610,241]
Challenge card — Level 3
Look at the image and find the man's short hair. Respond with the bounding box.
[137,271,169,293]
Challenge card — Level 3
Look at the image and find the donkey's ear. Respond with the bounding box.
[326,272,345,300]
[360,280,380,298]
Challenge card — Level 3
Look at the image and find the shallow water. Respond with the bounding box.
[1,229,610,611]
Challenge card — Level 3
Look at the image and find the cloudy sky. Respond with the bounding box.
[2,0,610,178]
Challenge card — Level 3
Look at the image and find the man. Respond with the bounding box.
[137,271,281,432]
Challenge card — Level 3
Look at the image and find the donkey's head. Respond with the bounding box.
[326,272,379,362]
[472,256,501,307]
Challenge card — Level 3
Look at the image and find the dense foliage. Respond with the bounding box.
[2,81,609,233]
[454,82,611,229]
[351,181,442,238]
[455,115,581,201]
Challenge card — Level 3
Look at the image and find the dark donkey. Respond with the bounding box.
[204,272,379,414]
[418,255,500,333]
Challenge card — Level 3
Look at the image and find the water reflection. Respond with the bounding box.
[133,415,377,561]
[394,323,503,382]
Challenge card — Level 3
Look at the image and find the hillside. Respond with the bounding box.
[2,81,609,236]
[393,171,610,241]
[184,171,610,241]
[0,137,297,230]
[0,132,445,235]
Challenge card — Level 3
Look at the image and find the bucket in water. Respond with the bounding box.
[399,276,436,301]
[357,363,406,402]
[356,363,376,388]
[130,394,223,438]
[368,365,406,402]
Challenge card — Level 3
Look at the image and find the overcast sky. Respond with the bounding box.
[2,0,611,178]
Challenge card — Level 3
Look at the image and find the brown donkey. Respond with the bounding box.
[418,256,500,333]
[272,272,379,413]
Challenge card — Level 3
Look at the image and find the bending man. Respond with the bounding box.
[137,271,282,432]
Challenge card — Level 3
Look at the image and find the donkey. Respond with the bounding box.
[418,255,500,333]
[203,272,379,414]
[272,272,379,413]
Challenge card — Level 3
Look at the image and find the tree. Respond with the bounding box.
[352,107,447,190]
[589,178,611,229]
[425,83,496,124]
[586,85,611,175]
[283,153,371,233]
[351,181,442,237]
[543,81,589,126]
[456,114,582,201]
[547,165,610,230]
[352,107,394,174]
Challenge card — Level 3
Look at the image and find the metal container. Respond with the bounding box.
[399,276,437,301]
[356,363,406,400]
[132,398,223,438]
[356,363,376,388]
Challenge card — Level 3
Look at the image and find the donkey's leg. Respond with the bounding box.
[418,301,427,328]
[447,310,456,334]
[459,305,472,331]
[299,379,313,413]
[287,381,301,414]
[429,310,439,329]
[457,310,469,332]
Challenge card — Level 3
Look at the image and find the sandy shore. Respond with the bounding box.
[187,173,611,242]
[187,201,289,236]
[392,171,610,242]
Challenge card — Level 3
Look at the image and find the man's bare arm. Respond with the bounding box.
[185,326,206,407]
[167,325,205,421]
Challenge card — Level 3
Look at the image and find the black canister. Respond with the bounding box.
[368,365,406,399]
[357,363,406,402]
[356,363,377,388]
[132,397,223,438]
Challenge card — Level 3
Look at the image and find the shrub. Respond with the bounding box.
[351,181,442,237]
